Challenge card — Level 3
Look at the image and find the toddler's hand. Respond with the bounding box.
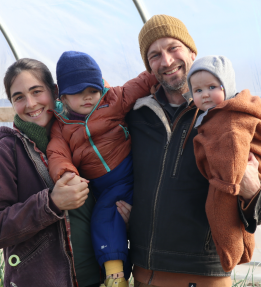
[66,175,82,186]
[62,172,89,186]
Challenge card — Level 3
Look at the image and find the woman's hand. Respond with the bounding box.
[239,152,260,204]
[51,172,89,210]
[116,200,132,225]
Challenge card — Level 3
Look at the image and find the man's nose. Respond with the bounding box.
[161,51,173,67]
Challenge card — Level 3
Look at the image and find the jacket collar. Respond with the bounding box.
[154,85,193,107]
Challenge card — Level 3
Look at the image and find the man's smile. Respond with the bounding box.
[162,65,182,76]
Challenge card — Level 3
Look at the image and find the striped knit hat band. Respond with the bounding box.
[139,15,198,72]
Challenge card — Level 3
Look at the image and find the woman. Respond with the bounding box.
[0,58,131,287]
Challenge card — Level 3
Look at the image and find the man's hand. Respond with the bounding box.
[51,172,89,210]
[116,200,132,226]
[239,152,260,204]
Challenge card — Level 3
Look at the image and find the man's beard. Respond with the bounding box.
[161,75,187,93]
[155,67,188,93]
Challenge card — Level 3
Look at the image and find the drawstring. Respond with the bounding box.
[182,107,199,152]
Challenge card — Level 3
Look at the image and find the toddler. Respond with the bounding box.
[187,55,261,271]
[47,51,157,287]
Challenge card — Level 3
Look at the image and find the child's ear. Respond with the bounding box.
[61,95,66,103]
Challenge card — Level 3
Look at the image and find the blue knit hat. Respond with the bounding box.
[56,51,103,98]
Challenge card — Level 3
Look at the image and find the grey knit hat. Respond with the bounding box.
[187,55,236,100]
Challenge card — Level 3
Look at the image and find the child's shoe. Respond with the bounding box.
[100,277,128,287]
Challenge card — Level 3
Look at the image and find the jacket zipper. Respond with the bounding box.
[172,129,187,177]
[15,235,48,269]
[55,93,111,173]
[148,105,196,269]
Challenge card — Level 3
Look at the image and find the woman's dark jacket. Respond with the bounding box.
[0,127,75,287]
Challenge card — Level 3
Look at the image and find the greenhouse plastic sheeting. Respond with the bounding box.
[0,0,261,270]
[0,0,145,98]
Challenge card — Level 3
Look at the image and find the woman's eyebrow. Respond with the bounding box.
[11,85,44,98]
[29,85,44,91]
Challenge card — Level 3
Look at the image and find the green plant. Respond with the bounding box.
[129,273,134,287]
[0,249,4,287]
[232,262,261,287]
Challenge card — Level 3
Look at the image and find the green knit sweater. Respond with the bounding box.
[14,114,49,154]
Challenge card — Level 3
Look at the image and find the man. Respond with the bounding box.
[126,15,261,287]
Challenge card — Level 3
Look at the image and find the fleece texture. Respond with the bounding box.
[193,89,261,272]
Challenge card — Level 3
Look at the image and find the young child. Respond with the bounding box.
[186,55,261,272]
[46,51,157,287]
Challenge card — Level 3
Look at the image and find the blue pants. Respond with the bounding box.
[90,154,133,276]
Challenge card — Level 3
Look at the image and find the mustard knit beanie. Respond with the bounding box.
[139,15,198,72]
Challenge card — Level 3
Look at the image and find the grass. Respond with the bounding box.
[232,262,261,287]
[0,250,4,287]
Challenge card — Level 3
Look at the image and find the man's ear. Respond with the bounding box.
[191,52,196,61]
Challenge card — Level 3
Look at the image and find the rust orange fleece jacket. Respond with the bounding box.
[46,71,157,182]
[193,89,261,272]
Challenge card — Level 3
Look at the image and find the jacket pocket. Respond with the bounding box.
[172,128,187,178]
[13,235,49,270]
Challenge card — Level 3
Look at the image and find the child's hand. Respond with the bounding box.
[62,172,89,186]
